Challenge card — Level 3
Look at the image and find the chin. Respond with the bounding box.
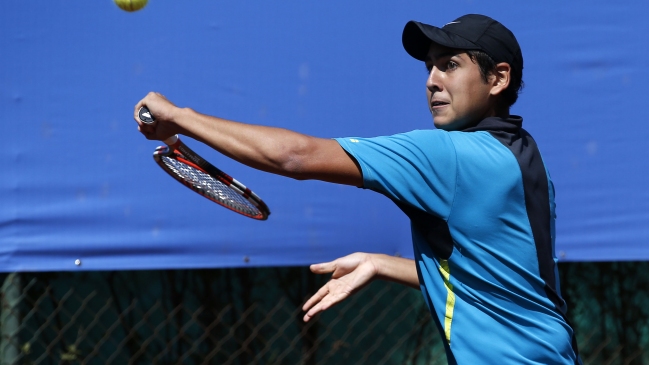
[432,114,455,130]
[433,120,455,131]
[434,117,473,131]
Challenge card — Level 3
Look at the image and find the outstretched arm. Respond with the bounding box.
[134,92,363,186]
[302,253,419,322]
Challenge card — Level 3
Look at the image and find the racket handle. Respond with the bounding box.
[138,106,155,124]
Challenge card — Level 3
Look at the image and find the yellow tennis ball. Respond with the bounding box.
[114,0,148,12]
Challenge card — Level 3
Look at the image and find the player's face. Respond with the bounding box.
[425,44,497,131]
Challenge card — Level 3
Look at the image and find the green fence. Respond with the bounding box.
[0,262,647,364]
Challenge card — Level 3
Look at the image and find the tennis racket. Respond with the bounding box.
[138,106,270,220]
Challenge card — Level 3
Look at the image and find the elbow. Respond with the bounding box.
[274,138,315,180]
[278,152,311,180]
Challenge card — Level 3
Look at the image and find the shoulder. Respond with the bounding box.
[336,129,455,159]
[338,129,450,144]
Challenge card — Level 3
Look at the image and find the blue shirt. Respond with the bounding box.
[336,116,580,365]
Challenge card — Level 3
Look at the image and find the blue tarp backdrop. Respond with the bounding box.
[1,1,648,271]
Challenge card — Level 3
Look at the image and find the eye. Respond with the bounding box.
[447,60,458,70]
[425,64,433,74]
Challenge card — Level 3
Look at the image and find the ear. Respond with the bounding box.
[490,62,511,96]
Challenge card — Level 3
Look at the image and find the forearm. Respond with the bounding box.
[370,254,420,289]
[172,107,309,175]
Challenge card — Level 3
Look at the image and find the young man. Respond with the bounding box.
[135,14,580,364]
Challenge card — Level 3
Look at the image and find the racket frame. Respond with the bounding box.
[139,107,270,220]
[153,138,270,220]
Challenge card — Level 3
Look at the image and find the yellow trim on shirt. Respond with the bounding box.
[438,259,455,344]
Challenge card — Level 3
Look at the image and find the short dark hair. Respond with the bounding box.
[466,50,524,110]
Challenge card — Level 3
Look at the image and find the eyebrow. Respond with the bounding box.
[425,51,463,63]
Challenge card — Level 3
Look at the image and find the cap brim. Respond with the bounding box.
[402,21,481,61]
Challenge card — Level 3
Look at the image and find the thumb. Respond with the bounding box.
[310,261,337,274]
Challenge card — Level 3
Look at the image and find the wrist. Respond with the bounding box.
[170,107,194,135]
[367,253,386,279]
[370,254,419,288]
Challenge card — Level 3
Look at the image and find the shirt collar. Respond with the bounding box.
[461,115,523,134]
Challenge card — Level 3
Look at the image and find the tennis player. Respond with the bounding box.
[135,14,581,364]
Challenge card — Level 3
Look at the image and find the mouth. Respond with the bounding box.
[430,100,449,110]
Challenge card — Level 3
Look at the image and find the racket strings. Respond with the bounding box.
[161,155,261,217]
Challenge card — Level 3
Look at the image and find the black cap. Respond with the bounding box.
[402,14,523,71]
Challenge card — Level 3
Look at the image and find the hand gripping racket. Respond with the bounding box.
[138,106,270,220]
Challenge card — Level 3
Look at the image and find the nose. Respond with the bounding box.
[426,66,442,92]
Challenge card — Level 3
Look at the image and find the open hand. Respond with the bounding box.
[302,253,378,322]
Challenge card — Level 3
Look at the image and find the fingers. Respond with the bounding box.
[133,91,156,124]
[303,303,324,322]
[134,100,145,123]
[303,261,337,322]
[134,91,165,122]
[137,124,157,140]
[302,284,330,313]
[302,285,343,322]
